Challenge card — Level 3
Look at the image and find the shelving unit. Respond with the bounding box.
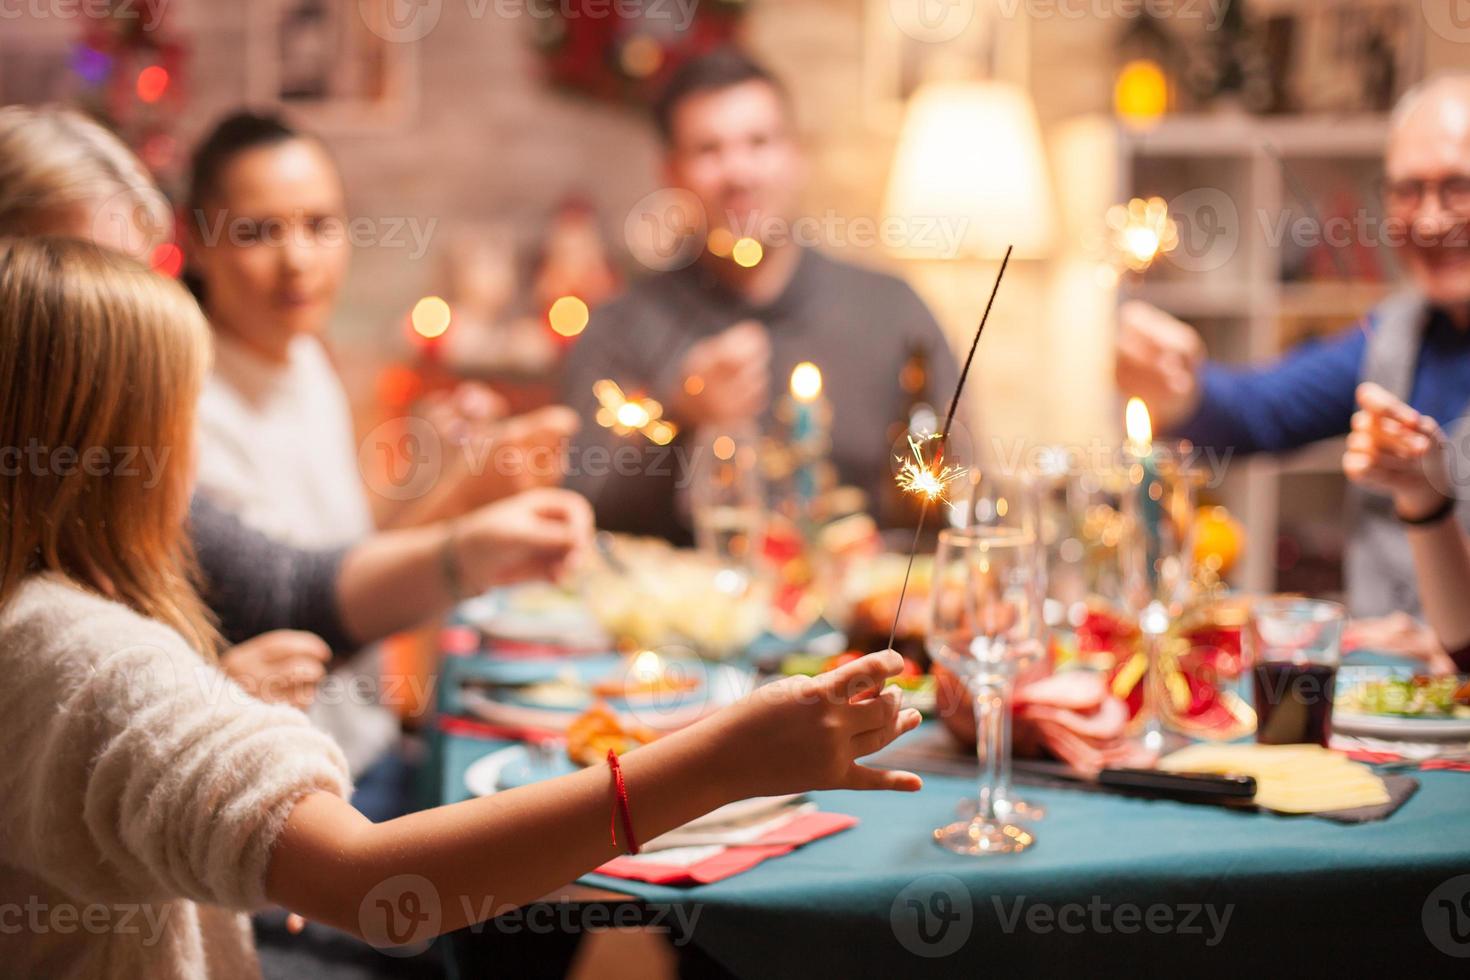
[1112,113,1394,596]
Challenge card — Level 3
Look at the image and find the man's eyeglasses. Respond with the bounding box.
[1378,175,1470,214]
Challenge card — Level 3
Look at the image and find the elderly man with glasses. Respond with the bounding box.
[1114,72,1470,669]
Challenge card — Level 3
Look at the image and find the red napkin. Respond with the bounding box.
[436,715,563,745]
[595,812,857,886]
[1343,749,1470,773]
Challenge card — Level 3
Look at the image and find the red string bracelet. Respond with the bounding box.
[606,749,640,855]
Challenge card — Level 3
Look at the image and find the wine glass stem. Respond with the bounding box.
[996,677,1015,805]
[973,679,1009,823]
[1139,625,1165,753]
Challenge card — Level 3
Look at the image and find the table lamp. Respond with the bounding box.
[883,80,1055,260]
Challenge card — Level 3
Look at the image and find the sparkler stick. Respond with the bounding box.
[886,246,1013,652]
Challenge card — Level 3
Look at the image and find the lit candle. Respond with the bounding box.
[787,363,829,523]
[1123,399,1170,752]
[1125,396,1152,456]
[1123,399,1158,605]
[631,649,663,683]
[1124,397,1164,579]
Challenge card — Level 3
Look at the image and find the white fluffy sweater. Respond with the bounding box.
[0,576,352,979]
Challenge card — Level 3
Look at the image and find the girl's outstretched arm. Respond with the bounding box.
[266,651,922,942]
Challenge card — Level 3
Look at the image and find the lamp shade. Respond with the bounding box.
[883,81,1055,260]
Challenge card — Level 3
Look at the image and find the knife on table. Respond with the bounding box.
[1013,760,1257,804]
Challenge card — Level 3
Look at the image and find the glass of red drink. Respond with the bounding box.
[1246,598,1345,747]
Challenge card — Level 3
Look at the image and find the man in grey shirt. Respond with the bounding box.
[563,49,959,543]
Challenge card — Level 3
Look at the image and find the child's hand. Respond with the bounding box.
[1343,382,1452,519]
[712,650,924,799]
[219,631,331,710]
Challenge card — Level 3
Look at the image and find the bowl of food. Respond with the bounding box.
[580,536,772,659]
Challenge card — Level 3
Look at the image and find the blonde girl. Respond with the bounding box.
[0,237,919,977]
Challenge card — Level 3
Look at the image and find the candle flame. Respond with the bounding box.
[895,434,967,503]
[632,650,662,678]
[1125,397,1153,454]
[790,362,823,402]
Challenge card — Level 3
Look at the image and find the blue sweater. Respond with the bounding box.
[1175,309,1470,453]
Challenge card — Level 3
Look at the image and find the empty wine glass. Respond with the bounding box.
[687,423,766,589]
[952,467,1048,823]
[928,526,1042,855]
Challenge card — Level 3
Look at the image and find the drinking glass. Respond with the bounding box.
[951,468,1047,822]
[688,424,766,586]
[927,526,1042,855]
[1247,597,1344,747]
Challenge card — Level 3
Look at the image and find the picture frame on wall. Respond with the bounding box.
[246,0,418,131]
[1254,0,1424,114]
[861,0,1023,131]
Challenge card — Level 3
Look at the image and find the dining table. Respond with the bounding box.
[425,608,1470,978]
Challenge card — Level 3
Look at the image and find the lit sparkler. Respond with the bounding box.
[886,246,1014,651]
[593,380,677,445]
[895,434,967,503]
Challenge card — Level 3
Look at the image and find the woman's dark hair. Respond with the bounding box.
[182,111,304,302]
[185,110,300,215]
[652,47,790,145]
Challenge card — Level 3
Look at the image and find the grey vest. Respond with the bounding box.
[1344,292,1470,617]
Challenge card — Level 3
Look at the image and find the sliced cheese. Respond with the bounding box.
[1159,743,1391,814]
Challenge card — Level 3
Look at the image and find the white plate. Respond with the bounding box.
[1333,666,1470,739]
[1332,710,1470,740]
[461,662,752,734]
[463,744,801,830]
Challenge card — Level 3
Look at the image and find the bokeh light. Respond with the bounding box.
[732,237,764,268]
[411,296,453,339]
[548,295,590,337]
[136,65,170,104]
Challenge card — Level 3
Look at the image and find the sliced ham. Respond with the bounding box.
[935,662,1157,776]
[1013,671,1107,711]
[1018,696,1128,742]
[1029,718,1159,776]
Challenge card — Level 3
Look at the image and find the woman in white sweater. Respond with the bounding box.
[0,237,922,978]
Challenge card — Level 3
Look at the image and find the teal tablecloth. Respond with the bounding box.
[432,643,1470,977]
[437,727,1470,977]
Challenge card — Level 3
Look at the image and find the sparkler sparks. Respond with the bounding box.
[895,434,966,503]
[593,380,677,445]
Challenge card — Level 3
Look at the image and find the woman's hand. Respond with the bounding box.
[422,381,509,443]
[1343,613,1458,676]
[708,650,924,799]
[455,487,594,591]
[451,406,580,509]
[219,631,331,710]
[672,320,771,427]
[1342,382,1451,520]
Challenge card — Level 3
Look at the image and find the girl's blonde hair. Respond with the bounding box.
[0,104,171,248]
[0,237,218,657]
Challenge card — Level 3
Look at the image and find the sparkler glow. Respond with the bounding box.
[593,380,677,445]
[895,434,967,503]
